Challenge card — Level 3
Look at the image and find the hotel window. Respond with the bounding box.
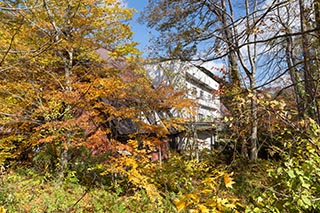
[198,113,204,121]
[191,87,197,96]
[200,90,204,98]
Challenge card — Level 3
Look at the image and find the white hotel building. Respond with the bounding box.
[146,60,222,151]
[146,60,221,121]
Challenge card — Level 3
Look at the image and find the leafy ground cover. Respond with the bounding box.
[1,141,320,213]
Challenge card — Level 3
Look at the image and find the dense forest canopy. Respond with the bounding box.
[0,0,192,180]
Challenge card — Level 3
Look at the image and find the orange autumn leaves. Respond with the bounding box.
[0,0,193,166]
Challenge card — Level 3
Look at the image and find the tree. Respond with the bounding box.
[0,0,138,176]
[266,0,320,122]
[0,1,194,190]
[141,0,320,160]
[141,0,267,160]
[140,0,241,86]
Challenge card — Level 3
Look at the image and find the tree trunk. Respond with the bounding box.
[250,85,258,161]
[220,0,240,87]
[299,0,318,122]
[59,48,73,184]
[313,0,320,124]
[245,0,258,161]
[314,0,320,35]
[285,35,305,118]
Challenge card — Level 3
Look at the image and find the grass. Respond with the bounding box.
[0,168,176,213]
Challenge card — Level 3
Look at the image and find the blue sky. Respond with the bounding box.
[126,0,151,54]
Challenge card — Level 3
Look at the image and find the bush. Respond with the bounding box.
[0,168,176,212]
[247,119,320,212]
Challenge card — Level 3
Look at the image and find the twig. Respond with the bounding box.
[69,187,90,211]
[68,173,97,211]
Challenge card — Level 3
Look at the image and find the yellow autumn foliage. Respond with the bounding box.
[173,170,240,212]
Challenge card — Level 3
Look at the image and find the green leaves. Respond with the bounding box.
[249,122,320,212]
